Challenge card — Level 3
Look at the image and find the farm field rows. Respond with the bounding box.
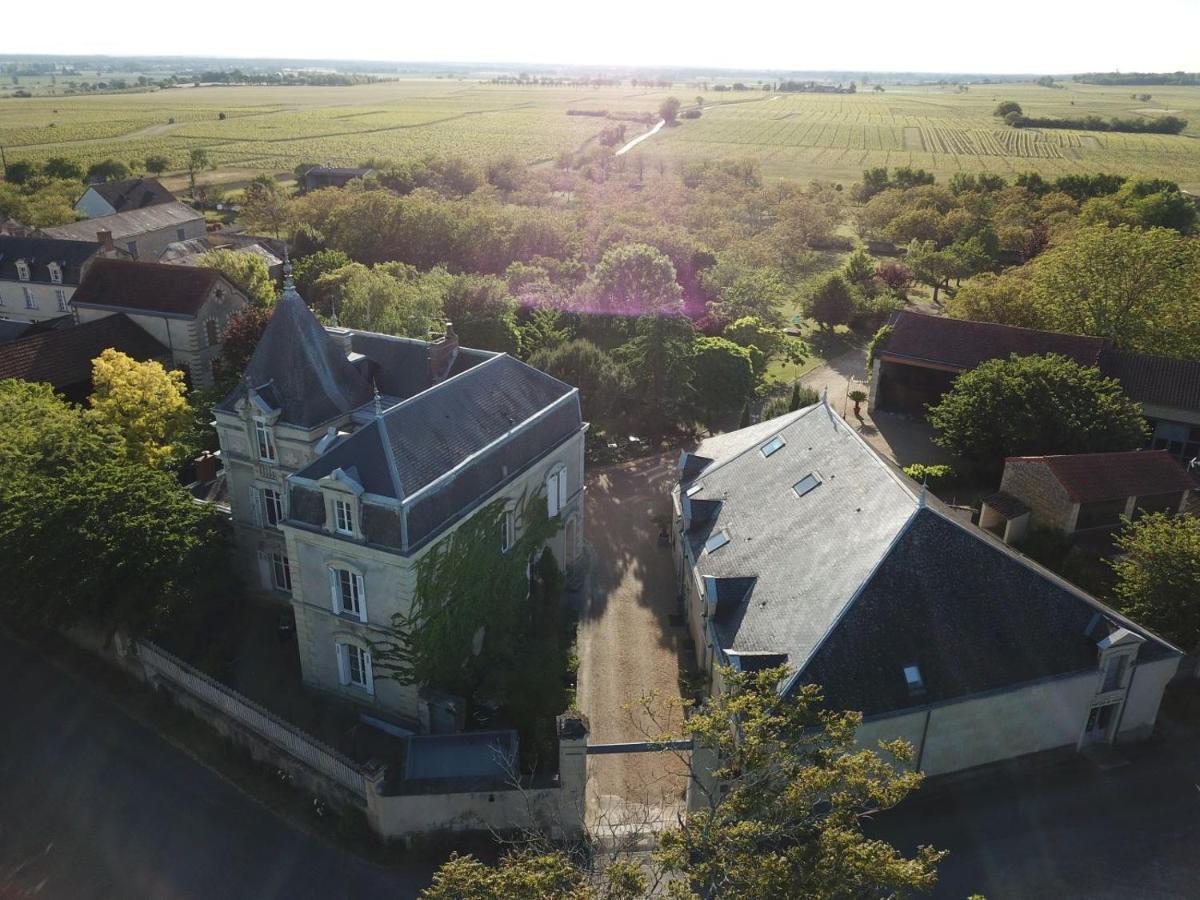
[2,79,1199,188]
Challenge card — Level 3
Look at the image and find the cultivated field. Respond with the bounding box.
[3,79,1200,188]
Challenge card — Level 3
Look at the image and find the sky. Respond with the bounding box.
[3,0,1199,74]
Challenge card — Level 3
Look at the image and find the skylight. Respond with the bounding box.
[904,665,925,693]
[792,472,822,497]
[685,482,704,498]
[760,435,786,458]
[704,530,731,554]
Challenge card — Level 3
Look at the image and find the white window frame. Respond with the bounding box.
[546,465,568,518]
[336,642,373,694]
[501,508,516,553]
[54,288,68,312]
[253,417,276,462]
[333,498,355,536]
[260,486,284,528]
[48,262,62,285]
[271,552,292,592]
[23,287,36,310]
[328,566,367,622]
[15,260,30,282]
[205,318,220,348]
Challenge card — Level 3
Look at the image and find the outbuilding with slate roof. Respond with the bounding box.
[212,271,586,725]
[673,402,1182,779]
[75,177,176,219]
[0,235,107,325]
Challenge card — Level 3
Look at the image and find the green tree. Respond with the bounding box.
[338,265,444,338]
[805,272,853,329]
[186,148,213,197]
[927,354,1147,467]
[42,157,84,181]
[1027,225,1200,357]
[842,247,876,288]
[529,340,628,435]
[440,273,521,354]
[993,101,1023,117]
[218,305,272,380]
[947,267,1042,329]
[590,243,683,317]
[200,249,277,308]
[690,336,755,430]
[85,159,130,182]
[905,239,956,304]
[144,154,170,174]
[614,314,696,433]
[659,96,682,124]
[422,851,602,900]
[240,176,293,237]
[291,248,351,301]
[87,349,192,468]
[4,161,36,184]
[724,315,805,381]
[1110,513,1200,652]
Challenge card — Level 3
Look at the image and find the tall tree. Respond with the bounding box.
[85,159,129,182]
[614,313,696,433]
[186,148,213,198]
[690,336,755,430]
[240,176,293,237]
[200,249,276,308]
[1111,513,1200,653]
[528,339,629,435]
[218,305,272,380]
[805,272,853,329]
[590,243,683,318]
[927,354,1147,468]
[659,96,682,124]
[87,349,191,468]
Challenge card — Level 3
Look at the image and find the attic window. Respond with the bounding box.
[760,435,786,458]
[792,472,822,497]
[903,665,925,694]
[685,482,704,498]
[15,260,30,282]
[48,262,62,285]
[704,530,731,554]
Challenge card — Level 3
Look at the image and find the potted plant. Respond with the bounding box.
[848,389,868,418]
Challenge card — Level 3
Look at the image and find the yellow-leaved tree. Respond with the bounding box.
[88,349,191,467]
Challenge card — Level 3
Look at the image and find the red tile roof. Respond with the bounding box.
[1008,451,1198,503]
[1099,348,1200,413]
[71,257,224,317]
[880,310,1107,371]
[0,314,167,390]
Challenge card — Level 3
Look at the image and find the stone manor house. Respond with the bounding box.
[213,274,586,726]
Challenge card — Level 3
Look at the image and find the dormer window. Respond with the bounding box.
[253,417,276,462]
[48,262,62,285]
[760,435,786,458]
[704,530,731,554]
[685,482,704,498]
[15,260,30,282]
[333,498,354,536]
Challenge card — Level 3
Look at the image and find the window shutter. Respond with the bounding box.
[248,487,262,527]
[328,568,340,614]
[363,650,374,695]
[336,644,348,685]
[256,551,271,590]
[355,573,367,623]
[558,468,568,509]
[546,473,559,518]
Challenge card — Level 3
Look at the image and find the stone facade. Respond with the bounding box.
[998,458,1078,532]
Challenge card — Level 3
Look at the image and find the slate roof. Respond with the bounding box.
[681,402,1180,719]
[80,178,174,214]
[1010,450,1198,503]
[0,236,103,285]
[981,491,1029,519]
[0,314,166,390]
[43,201,202,243]
[880,310,1107,371]
[71,258,225,317]
[1099,348,1200,414]
[0,320,46,344]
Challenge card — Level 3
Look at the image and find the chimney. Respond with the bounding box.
[96,229,114,253]
[194,451,219,484]
[427,321,460,383]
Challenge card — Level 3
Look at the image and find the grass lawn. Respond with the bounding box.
[765,320,861,387]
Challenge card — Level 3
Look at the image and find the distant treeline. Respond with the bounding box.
[1008,113,1187,134]
[489,76,624,87]
[1073,72,1199,86]
[776,80,856,94]
[195,70,390,86]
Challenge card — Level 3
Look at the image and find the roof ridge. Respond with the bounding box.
[690,403,819,480]
[378,351,506,418]
[896,309,1108,344]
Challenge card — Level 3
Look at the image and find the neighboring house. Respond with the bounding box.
[74,177,175,219]
[71,258,248,388]
[302,166,375,191]
[982,450,1196,541]
[673,402,1181,778]
[43,200,206,262]
[0,313,167,402]
[212,276,586,724]
[0,236,110,325]
[0,218,34,237]
[159,234,284,278]
[871,310,1200,464]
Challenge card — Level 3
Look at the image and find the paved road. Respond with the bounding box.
[0,633,431,900]
[868,722,1200,899]
[577,454,689,833]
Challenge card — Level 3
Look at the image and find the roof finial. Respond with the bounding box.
[282,246,294,292]
[330,295,339,328]
[373,380,382,418]
[918,475,928,508]
[821,384,828,405]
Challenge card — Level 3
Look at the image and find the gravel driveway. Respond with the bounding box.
[576,453,689,835]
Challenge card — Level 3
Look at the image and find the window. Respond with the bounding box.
[15,260,29,281]
[685,482,704,498]
[253,417,276,462]
[55,289,68,312]
[260,487,283,527]
[176,227,187,241]
[126,241,138,259]
[329,567,366,620]
[0,290,6,307]
[704,530,731,554]
[903,665,925,695]
[1102,655,1128,693]
[48,263,62,285]
[793,472,822,498]
[546,466,568,518]
[760,435,786,458]
[337,643,373,693]
[23,287,36,310]
[205,318,220,347]
[333,498,354,535]
[501,509,516,553]
[271,553,292,592]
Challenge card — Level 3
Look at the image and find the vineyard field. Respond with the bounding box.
[2,79,1200,189]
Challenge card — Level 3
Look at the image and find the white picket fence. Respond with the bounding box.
[136,640,367,798]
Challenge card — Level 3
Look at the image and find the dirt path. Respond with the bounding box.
[615,119,665,156]
[577,453,689,834]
